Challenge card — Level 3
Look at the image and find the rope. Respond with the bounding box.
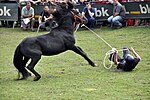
[103,50,114,69]
[74,23,80,33]
[81,24,129,69]
[81,24,113,49]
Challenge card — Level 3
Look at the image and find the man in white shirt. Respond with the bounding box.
[21,1,35,31]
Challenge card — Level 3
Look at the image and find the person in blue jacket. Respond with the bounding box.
[81,2,96,28]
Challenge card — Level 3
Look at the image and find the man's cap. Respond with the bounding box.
[123,46,130,54]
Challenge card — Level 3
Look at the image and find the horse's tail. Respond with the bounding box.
[13,45,24,75]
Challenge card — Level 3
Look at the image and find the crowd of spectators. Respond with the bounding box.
[0,0,149,30]
[0,0,148,5]
[21,0,149,5]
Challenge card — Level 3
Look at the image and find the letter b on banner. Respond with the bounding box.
[140,4,150,14]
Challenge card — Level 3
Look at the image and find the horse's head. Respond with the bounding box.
[51,1,84,31]
[58,0,74,10]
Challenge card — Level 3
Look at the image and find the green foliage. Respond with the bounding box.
[0,27,150,100]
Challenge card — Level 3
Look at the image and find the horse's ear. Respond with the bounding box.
[72,9,79,15]
[67,1,74,10]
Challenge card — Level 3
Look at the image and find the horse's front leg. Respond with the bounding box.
[70,45,96,67]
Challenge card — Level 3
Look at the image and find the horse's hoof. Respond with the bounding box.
[23,72,31,79]
[33,76,41,81]
[90,62,97,67]
[93,63,97,67]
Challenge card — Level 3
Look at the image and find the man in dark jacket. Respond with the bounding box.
[81,2,96,28]
[109,47,141,71]
[38,6,53,31]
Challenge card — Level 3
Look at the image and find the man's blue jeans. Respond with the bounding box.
[107,15,123,26]
[87,17,95,28]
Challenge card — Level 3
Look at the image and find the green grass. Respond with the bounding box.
[0,26,150,100]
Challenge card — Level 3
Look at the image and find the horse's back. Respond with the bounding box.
[35,31,67,55]
[38,30,75,55]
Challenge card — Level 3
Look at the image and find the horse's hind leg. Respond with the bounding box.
[70,45,96,67]
[17,67,31,80]
[18,57,31,80]
[26,55,41,81]
[23,57,31,76]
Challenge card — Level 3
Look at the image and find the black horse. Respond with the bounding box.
[13,2,96,81]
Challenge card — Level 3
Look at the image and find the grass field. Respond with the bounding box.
[0,26,150,100]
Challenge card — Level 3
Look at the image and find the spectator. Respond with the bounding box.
[79,0,87,5]
[127,0,144,2]
[15,0,21,26]
[109,47,141,72]
[21,1,35,31]
[95,0,110,4]
[31,0,49,5]
[107,0,125,29]
[81,2,96,28]
[134,0,144,1]
[118,0,127,2]
[48,0,57,9]
[20,0,31,3]
[38,6,53,31]
[70,0,80,5]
